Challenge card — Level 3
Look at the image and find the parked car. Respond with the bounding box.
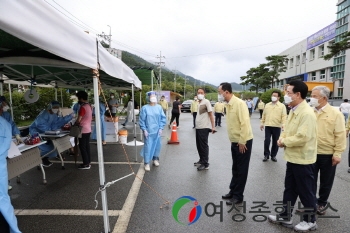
[181,100,192,112]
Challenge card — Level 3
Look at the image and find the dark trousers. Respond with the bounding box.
[170,113,180,127]
[79,133,91,165]
[196,129,210,166]
[259,109,263,119]
[229,139,253,201]
[314,155,337,206]
[0,212,9,233]
[192,112,197,127]
[348,137,350,167]
[264,126,281,158]
[281,162,316,223]
[248,108,252,116]
[215,112,222,126]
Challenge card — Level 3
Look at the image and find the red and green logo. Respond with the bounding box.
[172,196,202,225]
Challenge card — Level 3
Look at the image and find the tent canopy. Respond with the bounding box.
[0,1,141,90]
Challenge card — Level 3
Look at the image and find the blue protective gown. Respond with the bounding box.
[91,102,106,141]
[29,110,73,158]
[0,116,22,233]
[139,104,166,164]
[1,111,20,136]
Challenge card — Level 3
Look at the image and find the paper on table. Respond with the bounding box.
[8,141,22,158]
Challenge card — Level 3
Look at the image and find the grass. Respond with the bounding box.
[16,119,35,127]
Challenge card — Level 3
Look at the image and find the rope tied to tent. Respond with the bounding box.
[93,75,171,210]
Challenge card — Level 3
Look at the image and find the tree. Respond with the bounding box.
[265,55,288,88]
[324,31,350,60]
[240,64,271,94]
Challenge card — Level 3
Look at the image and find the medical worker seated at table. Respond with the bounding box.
[139,91,166,172]
[91,98,107,145]
[29,101,74,167]
[0,115,22,233]
[0,96,22,144]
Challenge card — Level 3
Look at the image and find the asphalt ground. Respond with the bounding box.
[7,109,350,233]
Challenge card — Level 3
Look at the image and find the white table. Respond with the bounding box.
[40,133,71,169]
[7,141,48,184]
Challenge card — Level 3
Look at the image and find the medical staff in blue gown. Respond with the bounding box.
[139,91,166,172]
[0,116,21,233]
[91,100,106,145]
[29,101,73,167]
[0,96,22,143]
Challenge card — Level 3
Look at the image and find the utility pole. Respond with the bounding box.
[173,69,177,93]
[156,51,165,92]
[184,76,188,99]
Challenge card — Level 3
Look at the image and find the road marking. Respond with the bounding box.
[51,161,142,165]
[112,164,145,233]
[14,209,120,216]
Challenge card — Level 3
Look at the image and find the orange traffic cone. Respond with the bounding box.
[168,122,180,144]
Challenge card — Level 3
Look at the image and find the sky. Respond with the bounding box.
[49,0,338,86]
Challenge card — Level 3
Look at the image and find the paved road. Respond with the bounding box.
[9,110,350,232]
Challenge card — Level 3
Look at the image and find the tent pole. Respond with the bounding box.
[151,70,153,91]
[60,89,63,107]
[93,72,110,233]
[55,88,58,101]
[8,83,14,121]
[0,73,3,95]
[132,84,138,162]
[139,90,143,141]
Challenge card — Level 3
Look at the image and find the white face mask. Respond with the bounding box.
[309,98,320,107]
[197,94,204,100]
[194,98,197,101]
[284,95,293,104]
[271,96,278,102]
[52,109,59,114]
[2,105,10,112]
[218,94,224,102]
[150,97,157,103]
[111,96,114,99]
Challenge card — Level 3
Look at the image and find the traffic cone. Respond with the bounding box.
[168,122,180,144]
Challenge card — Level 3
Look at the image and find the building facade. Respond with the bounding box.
[276,0,350,99]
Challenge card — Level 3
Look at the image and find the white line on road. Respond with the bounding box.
[112,164,145,233]
[14,209,120,216]
[51,161,142,165]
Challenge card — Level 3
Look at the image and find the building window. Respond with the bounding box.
[339,79,344,87]
[302,53,306,63]
[290,58,293,68]
[311,72,316,81]
[319,45,324,57]
[296,55,300,66]
[320,70,326,80]
[310,49,315,60]
[338,88,343,97]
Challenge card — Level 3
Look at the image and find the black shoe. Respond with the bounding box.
[194,161,201,166]
[197,165,209,171]
[263,157,268,162]
[222,192,233,199]
[226,199,243,205]
[121,123,125,126]
[348,168,350,173]
[78,164,91,170]
[42,158,53,167]
[271,157,277,162]
[192,127,195,129]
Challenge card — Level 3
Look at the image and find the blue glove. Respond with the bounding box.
[158,129,163,136]
[144,130,149,138]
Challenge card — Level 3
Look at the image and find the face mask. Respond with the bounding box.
[52,109,59,114]
[271,96,278,102]
[218,94,224,102]
[194,98,197,101]
[197,94,204,100]
[309,98,320,108]
[111,96,114,99]
[284,95,293,104]
[2,105,10,112]
[150,97,157,103]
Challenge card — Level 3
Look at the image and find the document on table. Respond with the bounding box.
[8,141,22,158]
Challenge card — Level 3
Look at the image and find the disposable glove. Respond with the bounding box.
[158,129,163,136]
[144,130,149,138]
[15,134,23,143]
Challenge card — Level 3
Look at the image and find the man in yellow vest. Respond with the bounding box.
[159,95,168,116]
[214,101,225,127]
[258,99,265,119]
[190,95,199,129]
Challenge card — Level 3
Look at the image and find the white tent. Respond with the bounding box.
[0,1,142,232]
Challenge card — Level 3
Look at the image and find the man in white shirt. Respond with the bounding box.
[339,99,350,123]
